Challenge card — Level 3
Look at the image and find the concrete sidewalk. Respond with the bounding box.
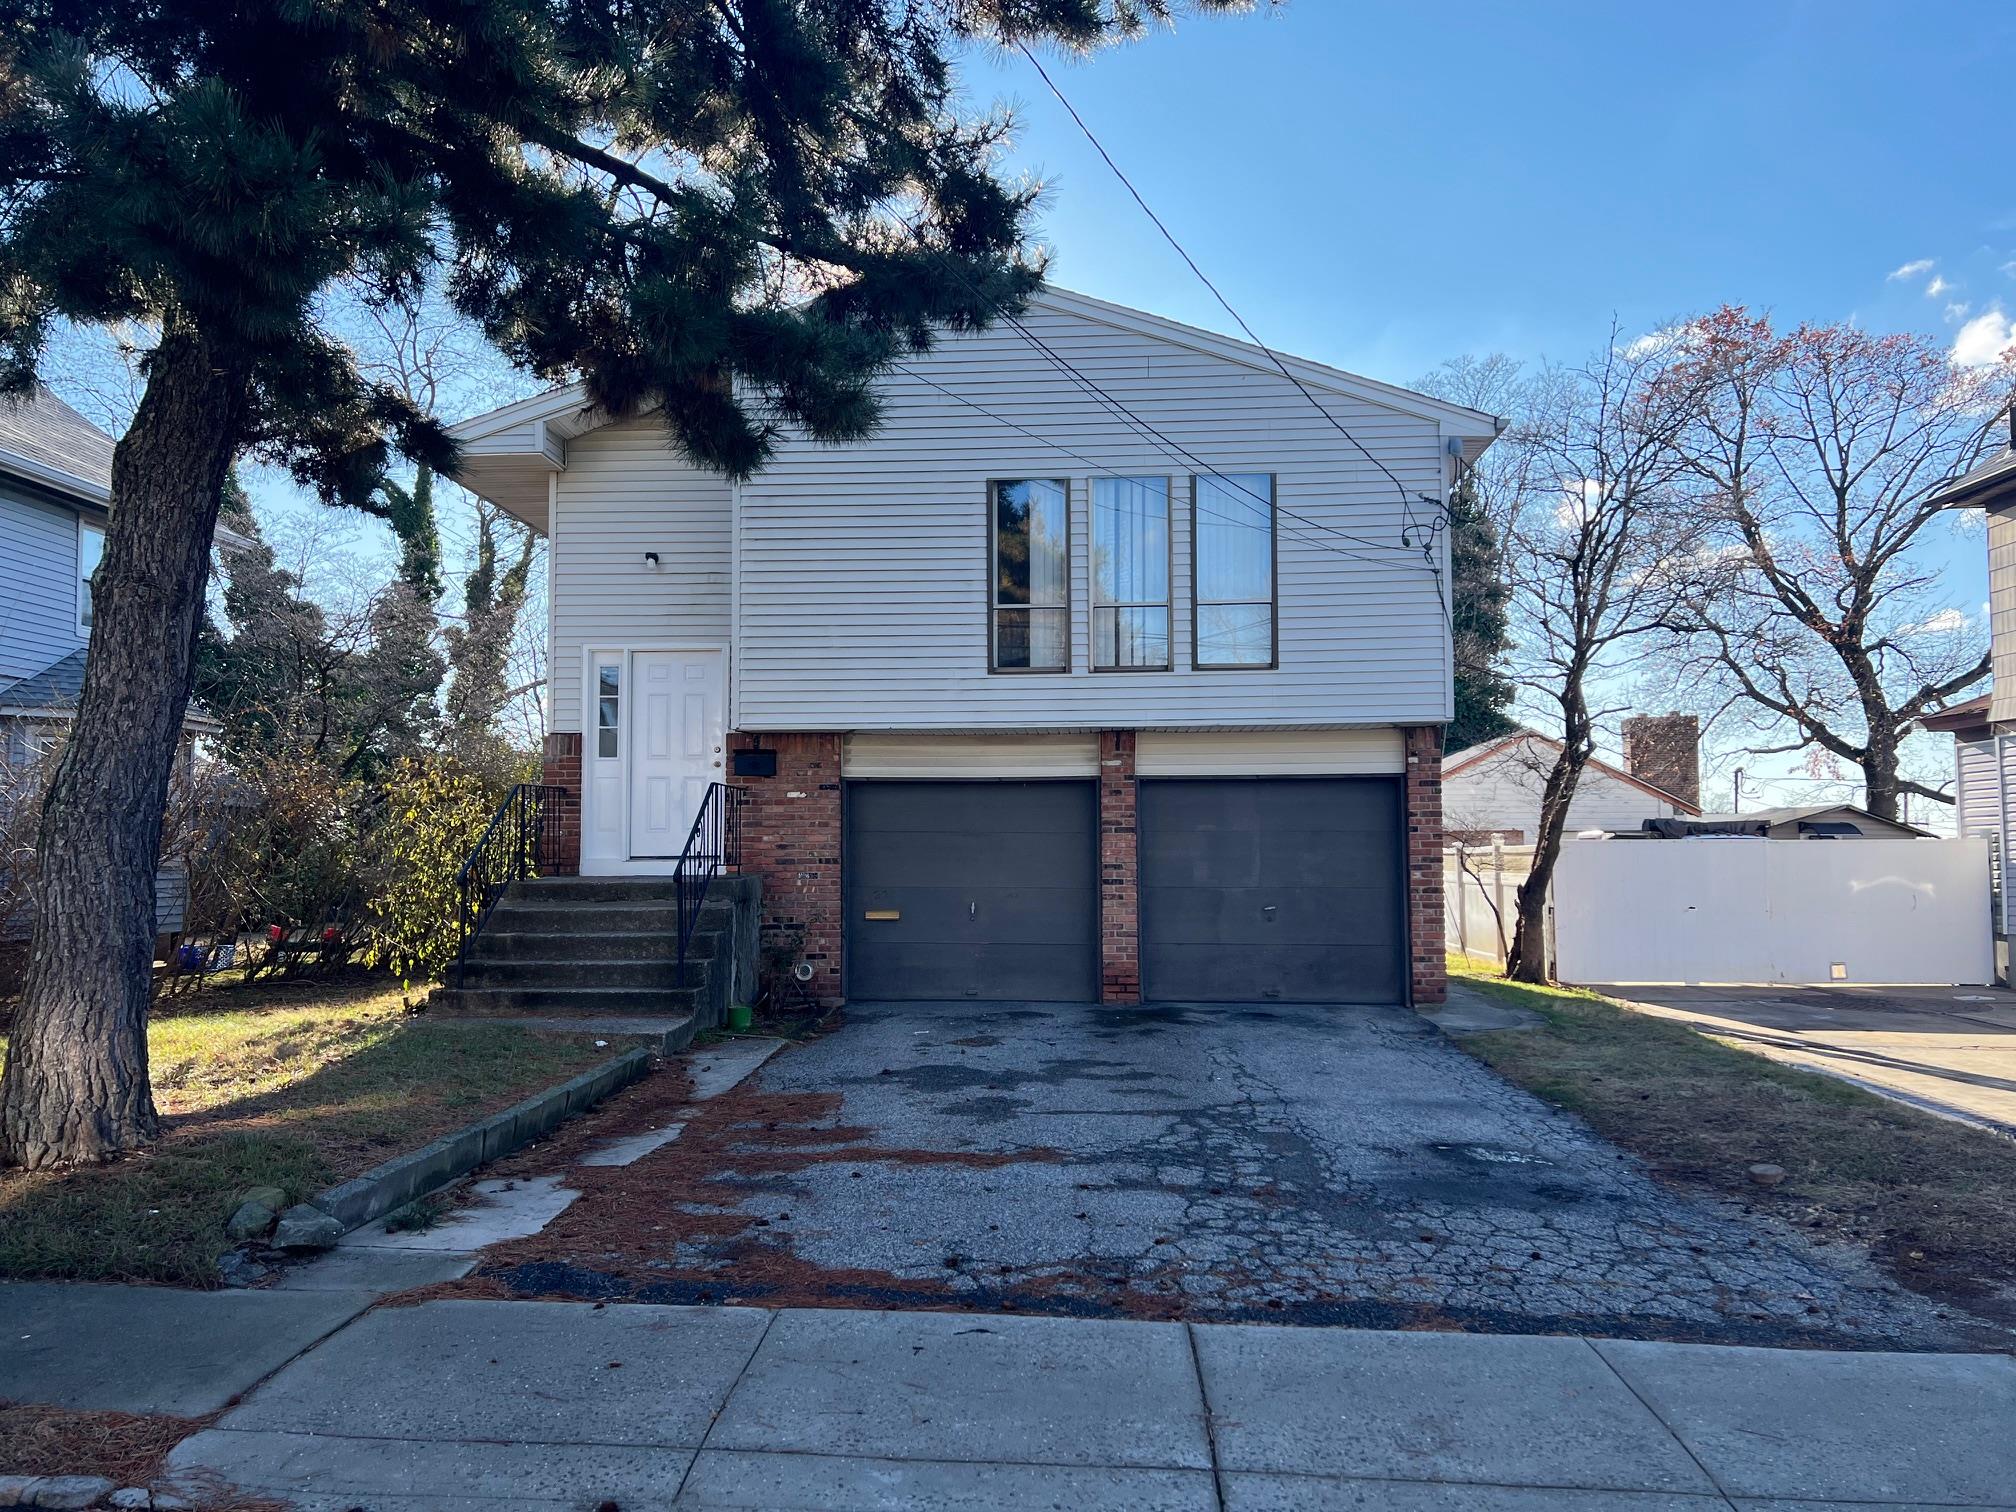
[165,1300,2016,1510]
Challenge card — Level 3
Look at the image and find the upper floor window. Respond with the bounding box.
[78,519,105,633]
[1192,473,1276,668]
[991,479,1068,672]
[1091,477,1170,670]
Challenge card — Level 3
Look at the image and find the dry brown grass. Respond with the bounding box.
[0,973,615,1285]
[1453,965,2016,1320]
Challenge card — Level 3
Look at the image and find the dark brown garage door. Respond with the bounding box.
[1139,777,1405,1004]
[845,780,1097,1002]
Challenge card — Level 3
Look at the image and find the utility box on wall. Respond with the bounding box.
[732,748,778,778]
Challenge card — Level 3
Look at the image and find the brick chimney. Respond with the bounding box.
[1622,714,1700,809]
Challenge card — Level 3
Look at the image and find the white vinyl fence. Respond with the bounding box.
[1444,840,1536,966]
[1551,837,1994,986]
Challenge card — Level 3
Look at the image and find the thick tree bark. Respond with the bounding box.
[1506,722,1590,985]
[0,319,245,1167]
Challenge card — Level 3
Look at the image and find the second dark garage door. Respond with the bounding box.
[845,780,1097,1002]
[1140,776,1406,1004]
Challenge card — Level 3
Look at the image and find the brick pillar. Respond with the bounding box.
[1098,730,1140,1004]
[540,731,582,876]
[731,733,844,1007]
[1404,725,1446,1005]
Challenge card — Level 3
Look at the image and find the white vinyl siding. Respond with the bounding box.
[1134,728,1404,776]
[0,487,87,684]
[548,418,732,733]
[1443,738,1682,839]
[843,732,1099,778]
[1955,736,2013,932]
[731,300,1451,731]
[1991,507,2016,726]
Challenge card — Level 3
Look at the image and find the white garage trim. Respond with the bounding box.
[1135,728,1404,776]
[842,732,1100,779]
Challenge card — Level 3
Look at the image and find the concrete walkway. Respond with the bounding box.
[163,1299,2016,1510]
[1602,983,2016,1131]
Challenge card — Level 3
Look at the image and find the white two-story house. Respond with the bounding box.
[449,288,1501,1009]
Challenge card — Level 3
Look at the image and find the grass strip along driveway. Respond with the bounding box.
[0,976,612,1286]
[1449,959,2016,1327]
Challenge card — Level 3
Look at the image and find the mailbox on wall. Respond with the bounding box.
[732,747,777,778]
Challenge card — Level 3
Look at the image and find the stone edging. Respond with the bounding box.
[309,1047,652,1231]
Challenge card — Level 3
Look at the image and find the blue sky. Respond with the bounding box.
[963,3,2014,818]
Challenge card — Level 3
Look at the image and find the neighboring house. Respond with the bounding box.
[1925,406,2016,978]
[0,385,214,942]
[1442,716,1702,844]
[449,286,1503,1009]
[1637,805,1931,840]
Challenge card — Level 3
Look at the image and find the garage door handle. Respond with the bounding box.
[864,910,900,921]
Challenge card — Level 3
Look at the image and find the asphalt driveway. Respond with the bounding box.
[472,1000,1983,1349]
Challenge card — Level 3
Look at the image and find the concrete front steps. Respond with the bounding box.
[429,875,757,1030]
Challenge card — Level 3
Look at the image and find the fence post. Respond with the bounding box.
[1452,841,1469,958]
[1490,833,1506,964]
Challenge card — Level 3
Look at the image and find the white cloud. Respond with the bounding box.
[1945,301,1972,322]
[2003,260,2016,278]
[1889,258,1935,281]
[1926,274,1955,298]
[1907,607,1970,636]
[1953,307,2016,368]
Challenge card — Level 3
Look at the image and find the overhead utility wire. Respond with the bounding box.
[889,361,1439,576]
[1015,41,1449,549]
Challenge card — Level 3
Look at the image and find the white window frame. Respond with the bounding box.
[77,516,106,636]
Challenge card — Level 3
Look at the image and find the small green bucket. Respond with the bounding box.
[726,1002,754,1033]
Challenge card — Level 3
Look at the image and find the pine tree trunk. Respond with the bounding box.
[0,320,245,1168]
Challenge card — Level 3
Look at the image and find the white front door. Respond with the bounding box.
[627,650,726,859]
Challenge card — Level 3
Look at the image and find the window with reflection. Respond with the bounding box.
[1091,477,1170,670]
[992,479,1069,671]
[1192,473,1276,668]
[596,662,621,758]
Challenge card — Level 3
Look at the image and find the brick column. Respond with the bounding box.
[731,733,844,1007]
[540,732,582,876]
[1403,724,1446,1005]
[1098,730,1141,1004]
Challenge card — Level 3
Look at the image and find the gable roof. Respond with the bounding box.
[445,284,1506,525]
[1679,804,1933,839]
[1443,728,1702,816]
[0,385,114,506]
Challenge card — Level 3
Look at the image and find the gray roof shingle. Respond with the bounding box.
[0,385,115,501]
[0,648,87,712]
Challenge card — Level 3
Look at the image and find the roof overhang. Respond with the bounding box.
[443,285,1508,524]
[0,445,111,509]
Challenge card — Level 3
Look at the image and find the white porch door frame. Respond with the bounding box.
[579,644,728,876]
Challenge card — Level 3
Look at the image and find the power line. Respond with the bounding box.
[1015,41,1446,547]
[889,361,1438,577]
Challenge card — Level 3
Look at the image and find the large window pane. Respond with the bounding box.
[993,479,1068,670]
[1092,477,1170,670]
[1194,474,1273,601]
[1196,604,1273,667]
[1193,473,1275,668]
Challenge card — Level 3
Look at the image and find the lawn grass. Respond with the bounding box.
[0,974,615,1286]
[1447,957,2016,1319]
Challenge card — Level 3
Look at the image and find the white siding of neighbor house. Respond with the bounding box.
[548,418,731,733]
[729,300,1453,732]
[1443,738,1681,840]
[1990,506,2016,726]
[1955,735,2015,932]
[1134,728,1404,776]
[0,486,84,685]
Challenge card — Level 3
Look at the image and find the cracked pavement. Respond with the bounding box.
[485,1000,1999,1349]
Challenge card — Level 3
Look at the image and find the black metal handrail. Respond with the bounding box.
[453,783,568,988]
[676,781,745,987]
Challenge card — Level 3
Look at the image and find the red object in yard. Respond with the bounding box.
[321,926,340,943]
[267,924,286,942]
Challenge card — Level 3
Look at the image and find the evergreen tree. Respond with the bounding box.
[2,1,1245,1163]
[1446,475,1519,753]
[443,505,539,779]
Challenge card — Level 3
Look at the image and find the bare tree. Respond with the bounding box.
[1661,310,2012,820]
[1501,332,1707,982]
